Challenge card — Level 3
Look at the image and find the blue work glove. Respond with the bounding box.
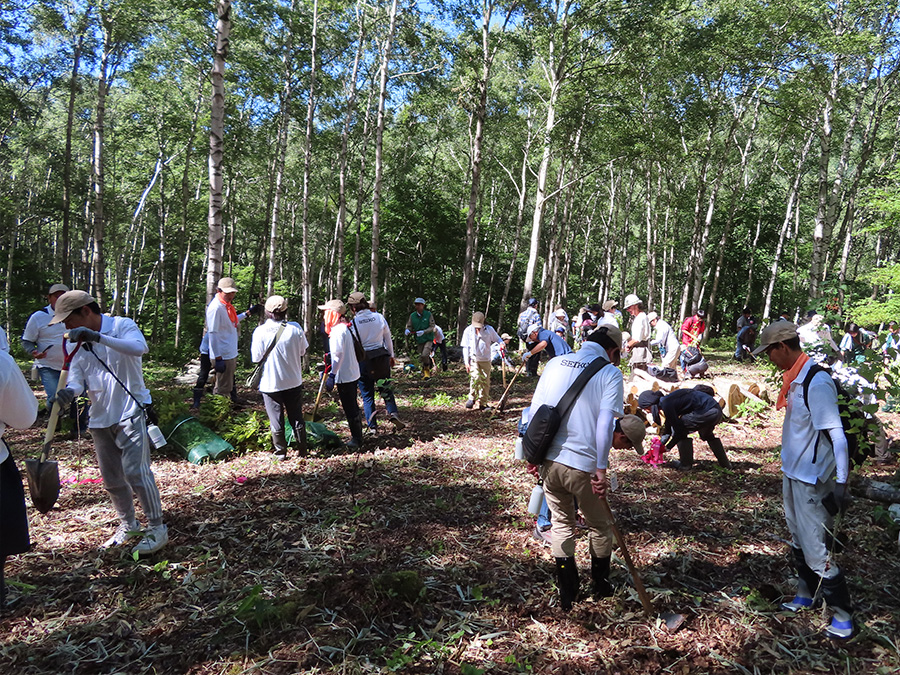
[404,329,411,336]
[416,330,424,337]
[68,327,101,343]
[49,388,76,409]
[214,358,226,373]
[325,373,335,392]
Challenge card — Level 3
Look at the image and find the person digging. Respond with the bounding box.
[637,388,731,470]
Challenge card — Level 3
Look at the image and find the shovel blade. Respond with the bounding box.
[24,458,60,514]
[661,611,686,632]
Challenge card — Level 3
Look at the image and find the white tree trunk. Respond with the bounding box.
[207,0,231,304]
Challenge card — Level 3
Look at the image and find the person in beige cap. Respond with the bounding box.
[22,284,71,404]
[320,299,363,448]
[347,291,404,432]
[251,296,309,458]
[525,325,637,611]
[460,311,503,409]
[204,277,244,401]
[753,321,855,639]
[623,294,651,370]
[46,290,168,556]
[405,297,435,378]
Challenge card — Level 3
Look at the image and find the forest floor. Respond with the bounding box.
[2,348,900,674]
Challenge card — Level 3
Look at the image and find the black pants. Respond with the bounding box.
[262,386,305,453]
[525,341,540,375]
[195,352,212,390]
[0,450,29,558]
[336,381,363,442]
[435,342,448,371]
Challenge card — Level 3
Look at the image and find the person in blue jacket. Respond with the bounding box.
[523,323,572,376]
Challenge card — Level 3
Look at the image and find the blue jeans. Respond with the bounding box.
[39,366,88,429]
[357,363,399,429]
[537,495,578,529]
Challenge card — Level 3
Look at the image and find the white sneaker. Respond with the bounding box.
[132,524,169,556]
[102,520,141,548]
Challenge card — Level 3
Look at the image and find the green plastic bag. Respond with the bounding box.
[285,421,343,449]
[164,415,234,464]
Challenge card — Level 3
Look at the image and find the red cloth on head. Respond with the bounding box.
[323,309,342,336]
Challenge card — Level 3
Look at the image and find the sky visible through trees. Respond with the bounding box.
[1,0,900,355]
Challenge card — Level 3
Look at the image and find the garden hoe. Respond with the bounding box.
[600,498,686,632]
[25,337,82,514]
[304,363,328,422]
[497,361,527,412]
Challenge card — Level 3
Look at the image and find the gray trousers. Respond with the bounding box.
[782,475,840,579]
[92,413,164,526]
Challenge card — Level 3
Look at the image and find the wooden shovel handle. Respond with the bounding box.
[498,360,526,410]
[599,498,657,617]
[41,369,70,463]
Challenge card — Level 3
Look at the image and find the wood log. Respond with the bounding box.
[851,475,900,504]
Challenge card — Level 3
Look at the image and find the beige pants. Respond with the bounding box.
[415,341,434,370]
[213,357,237,396]
[541,460,612,559]
[662,345,680,369]
[467,361,491,405]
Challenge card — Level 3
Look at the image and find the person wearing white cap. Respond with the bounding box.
[548,307,569,337]
[525,325,644,611]
[205,277,243,400]
[623,294,651,370]
[320,299,364,448]
[460,311,503,410]
[251,296,309,458]
[46,290,167,556]
[753,321,855,639]
[347,291,405,432]
[404,297,435,378]
[0,348,38,607]
[648,312,679,369]
[21,284,70,404]
[516,299,542,375]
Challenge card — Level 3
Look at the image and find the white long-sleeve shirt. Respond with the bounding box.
[0,350,38,463]
[205,295,240,360]
[329,322,360,383]
[66,315,151,428]
[22,305,67,371]
[251,319,308,393]
[351,309,395,356]
[461,324,503,364]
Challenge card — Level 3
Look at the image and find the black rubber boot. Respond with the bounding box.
[591,555,613,598]
[822,572,853,613]
[791,546,822,599]
[347,413,364,449]
[675,439,694,468]
[707,436,732,469]
[191,388,203,409]
[555,557,579,611]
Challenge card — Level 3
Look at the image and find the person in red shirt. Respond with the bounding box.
[679,309,706,372]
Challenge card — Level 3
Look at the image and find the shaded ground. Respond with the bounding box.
[2,350,900,674]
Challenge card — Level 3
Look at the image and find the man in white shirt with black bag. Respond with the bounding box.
[526,325,645,611]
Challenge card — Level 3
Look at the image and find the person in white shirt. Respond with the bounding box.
[251,295,309,458]
[600,300,619,329]
[797,313,839,355]
[48,291,167,556]
[525,325,645,611]
[432,324,448,372]
[460,312,503,410]
[548,308,569,336]
[205,277,243,400]
[321,299,363,449]
[194,299,261,409]
[22,284,73,410]
[623,294,651,370]
[648,312,680,369]
[0,349,38,607]
[347,291,404,432]
[491,333,514,368]
[753,322,855,640]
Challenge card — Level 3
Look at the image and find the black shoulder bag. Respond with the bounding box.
[522,357,612,465]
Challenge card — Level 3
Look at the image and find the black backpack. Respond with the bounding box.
[802,364,876,469]
[683,345,702,366]
[522,358,611,465]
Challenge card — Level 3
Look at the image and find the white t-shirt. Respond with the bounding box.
[461,325,502,364]
[206,295,240,360]
[66,315,151,429]
[0,350,39,463]
[351,309,395,356]
[433,325,445,344]
[529,342,624,473]
[22,305,67,371]
[251,320,308,393]
[782,359,843,484]
[600,312,618,329]
[329,323,360,383]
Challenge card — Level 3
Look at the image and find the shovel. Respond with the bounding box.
[497,360,526,412]
[599,498,686,631]
[25,337,82,514]
[304,364,328,422]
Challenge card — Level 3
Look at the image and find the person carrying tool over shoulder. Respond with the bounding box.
[47,290,168,556]
[405,297,435,378]
[754,321,855,640]
[251,295,308,459]
[525,325,645,611]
